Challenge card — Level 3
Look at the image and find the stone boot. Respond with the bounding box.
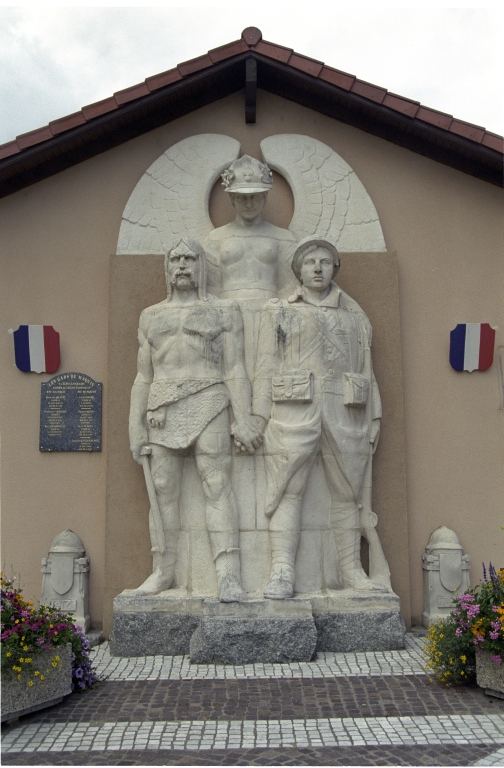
[335,527,388,592]
[263,530,299,599]
[210,532,245,603]
[132,549,177,595]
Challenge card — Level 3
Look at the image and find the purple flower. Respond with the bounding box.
[455,628,462,637]
[490,655,502,664]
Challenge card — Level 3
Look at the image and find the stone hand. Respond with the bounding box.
[231,418,264,454]
[147,407,166,429]
[370,418,381,453]
[130,429,150,464]
[252,415,267,433]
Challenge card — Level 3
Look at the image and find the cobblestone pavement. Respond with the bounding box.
[2,635,504,766]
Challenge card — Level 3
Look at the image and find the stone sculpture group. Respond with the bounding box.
[128,145,392,604]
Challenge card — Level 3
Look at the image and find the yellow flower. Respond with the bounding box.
[25,658,32,663]
[52,661,57,668]
[28,681,34,687]
[14,620,19,624]
[19,658,24,663]
[54,656,60,661]
[17,674,21,680]
[6,652,11,657]
[34,671,40,677]
[40,675,45,681]
[23,645,29,651]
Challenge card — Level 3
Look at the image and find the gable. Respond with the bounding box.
[0,27,502,198]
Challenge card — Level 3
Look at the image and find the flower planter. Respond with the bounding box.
[1,644,72,722]
[476,652,504,699]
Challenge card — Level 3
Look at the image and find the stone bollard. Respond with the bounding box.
[41,529,90,632]
[422,526,470,627]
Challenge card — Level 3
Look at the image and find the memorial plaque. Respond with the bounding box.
[40,372,102,452]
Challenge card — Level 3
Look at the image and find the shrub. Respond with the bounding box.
[424,564,504,685]
[1,573,98,692]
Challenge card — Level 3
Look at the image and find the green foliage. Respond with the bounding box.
[1,573,97,691]
[424,617,476,685]
[424,564,504,686]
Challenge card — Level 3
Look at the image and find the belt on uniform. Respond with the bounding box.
[313,378,344,395]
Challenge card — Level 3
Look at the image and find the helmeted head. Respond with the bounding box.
[221,155,273,194]
[291,236,340,283]
[164,237,207,299]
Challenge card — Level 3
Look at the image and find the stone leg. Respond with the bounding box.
[133,445,182,595]
[264,453,315,599]
[196,410,245,602]
[322,441,387,593]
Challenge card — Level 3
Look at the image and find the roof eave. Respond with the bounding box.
[0,51,502,198]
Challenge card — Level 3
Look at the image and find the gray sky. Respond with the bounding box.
[1,5,503,146]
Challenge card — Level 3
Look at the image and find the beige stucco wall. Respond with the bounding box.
[1,88,502,630]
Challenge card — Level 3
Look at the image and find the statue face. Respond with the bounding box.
[299,247,334,292]
[230,192,268,221]
[167,247,199,291]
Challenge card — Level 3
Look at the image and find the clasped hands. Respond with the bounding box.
[231,415,267,454]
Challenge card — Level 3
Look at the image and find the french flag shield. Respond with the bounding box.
[13,325,60,374]
[449,323,495,372]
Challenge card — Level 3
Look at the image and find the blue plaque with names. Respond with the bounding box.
[40,372,102,452]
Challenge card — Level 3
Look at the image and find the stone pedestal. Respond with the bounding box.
[312,592,406,652]
[110,591,203,656]
[189,598,317,664]
[111,589,405,659]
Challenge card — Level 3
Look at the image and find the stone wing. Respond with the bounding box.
[260,134,386,252]
[117,135,241,254]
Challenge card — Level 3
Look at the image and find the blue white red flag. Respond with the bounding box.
[13,325,60,373]
[449,323,495,372]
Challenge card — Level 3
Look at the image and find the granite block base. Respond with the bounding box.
[111,589,405,659]
[312,592,406,652]
[189,599,317,664]
[110,591,204,656]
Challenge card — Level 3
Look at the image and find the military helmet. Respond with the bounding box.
[221,155,273,194]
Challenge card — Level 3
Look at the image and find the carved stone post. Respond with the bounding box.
[40,529,90,632]
[422,526,470,627]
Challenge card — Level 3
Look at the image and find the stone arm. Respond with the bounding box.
[252,305,277,425]
[359,314,382,452]
[129,311,153,464]
[222,304,264,453]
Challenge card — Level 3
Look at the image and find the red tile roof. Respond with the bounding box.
[0,27,502,192]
